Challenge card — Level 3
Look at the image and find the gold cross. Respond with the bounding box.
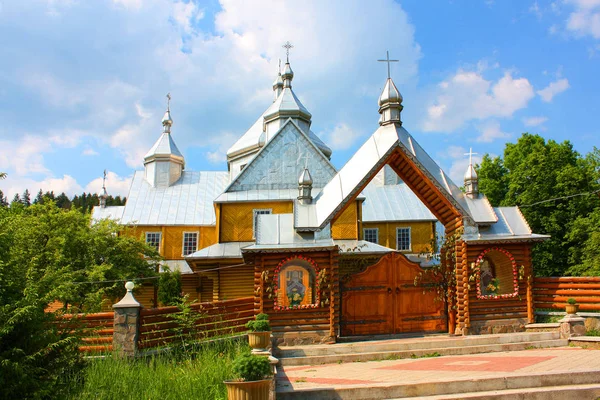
[377,50,399,79]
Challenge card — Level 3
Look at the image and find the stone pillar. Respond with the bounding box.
[559,313,586,339]
[113,281,142,358]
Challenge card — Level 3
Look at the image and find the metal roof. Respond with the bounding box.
[160,259,193,274]
[463,206,550,243]
[120,170,228,226]
[215,188,322,203]
[144,132,183,160]
[91,206,125,222]
[335,240,395,255]
[361,183,437,222]
[185,242,253,260]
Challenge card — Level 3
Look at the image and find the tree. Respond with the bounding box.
[477,135,600,276]
[21,189,31,207]
[0,190,7,207]
[0,201,161,398]
[0,172,6,179]
[10,193,21,208]
[33,189,44,205]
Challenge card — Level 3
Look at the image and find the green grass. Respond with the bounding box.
[587,329,600,337]
[66,340,249,400]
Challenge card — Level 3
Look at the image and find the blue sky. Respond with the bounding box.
[0,0,598,198]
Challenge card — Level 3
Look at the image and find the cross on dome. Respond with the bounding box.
[283,41,293,62]
[464,148,478,165]
[377,50,399,79]
[166,92,171,111]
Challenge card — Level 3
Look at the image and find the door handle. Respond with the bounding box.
[387,287,392,294]
[396,287,400,295]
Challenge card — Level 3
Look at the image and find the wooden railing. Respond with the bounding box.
[56,311,114,354]
[533,277,600,312]
[138,297,254,350]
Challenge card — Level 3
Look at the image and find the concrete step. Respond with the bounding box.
[277,370,600,400]
[279,338,567,366]
[402,384,600,399]
[276,332,560,358]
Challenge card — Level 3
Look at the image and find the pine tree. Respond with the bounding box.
[34,189,44,205]
[55,192,71,209]
[0,190,8,207]
[21,189,31,207]
[11,193,21,207]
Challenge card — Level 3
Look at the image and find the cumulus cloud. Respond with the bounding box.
[1,174,84,198]
[421,70,535,133]
[523,116,548,127]
[85,171,132,197]
[319,123,362,151]
[565,0,600,38]
[537,78,570,102]
[475,120,511,143]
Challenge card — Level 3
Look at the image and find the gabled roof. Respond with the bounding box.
[225,118,337,193]
[119,170,228,225]
[361,182,437,222]
[463,206,550,244]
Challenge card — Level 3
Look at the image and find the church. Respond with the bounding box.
[93,48,548,343]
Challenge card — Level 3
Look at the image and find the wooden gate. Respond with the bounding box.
[341,253,446,336]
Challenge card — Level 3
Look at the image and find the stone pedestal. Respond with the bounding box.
[112,282,142,358]
[559,313,586,339]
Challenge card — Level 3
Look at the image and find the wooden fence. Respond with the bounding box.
[138,297,254,350]
[533,277,600,312]
[57,297,254,354]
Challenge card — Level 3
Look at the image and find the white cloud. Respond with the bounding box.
[171,1,204,34]
[475,120,511,143]
[0,135,52,176]
[1,174,83,198]
[447,151,483,185]
[85,171,132,197]
[112,0,143,11]
[320,123,362,151]
[204,132,239,164]
[537,78,570,102]
[565,0,600,38]
[82,147,99,156]
[422,70,535,133]
[523,116,548,127]
[530,1,543,20]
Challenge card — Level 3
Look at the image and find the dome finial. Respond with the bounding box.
[272,59,284,101]
[376,51,403,126]
[464,148,479,198]
[282,41,294,88]
[162,93,173,133]
[99,169,108,208]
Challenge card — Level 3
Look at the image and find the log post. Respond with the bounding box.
[112,281,142,358]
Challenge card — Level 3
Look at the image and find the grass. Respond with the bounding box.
[66,339,249,400]
[587,329,600,337]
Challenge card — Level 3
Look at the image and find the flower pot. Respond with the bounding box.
[248,331,271,352]
[224,379,271,400]
[566,304,579,315]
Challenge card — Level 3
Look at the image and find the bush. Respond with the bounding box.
[157,269,182,306]
[246,314,271,332]
[567,297,577,305]
[231,353,272,382]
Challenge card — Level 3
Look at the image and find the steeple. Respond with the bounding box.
[282,41,294,88]
[464,148,479,198]
[99,169,108,208]
[377,51,403,126]
[272,60,283,101]
[144,94,185,188]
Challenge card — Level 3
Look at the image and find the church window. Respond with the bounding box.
[396,227,411,251]
[145,232,161,252]
[253,209,272,239]
[475,247,519,300]
[273,256,320,311]
[182,232,198,256]
[364,228,379,244]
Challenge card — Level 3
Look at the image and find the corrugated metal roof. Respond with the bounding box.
[185,242,253,259]
[91,206,125,222]
[215,188,322,203]
[334,240,395,255]
[160,260,193,274]
[120,170,228,226]
[361,183,437,222]
[463,206,550,243]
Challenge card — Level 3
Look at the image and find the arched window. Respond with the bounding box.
[273,256,320,311]
[475,247,519,300]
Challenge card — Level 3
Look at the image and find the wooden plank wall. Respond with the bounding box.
[56,312,114,354]
[533,277,600,311]
[251,250,339,337]
[465,243,532,327]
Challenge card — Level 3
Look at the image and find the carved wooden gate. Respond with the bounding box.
[341,253,446,336]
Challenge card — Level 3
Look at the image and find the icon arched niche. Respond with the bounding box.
[273,256,320,311]
[474,247,520,300]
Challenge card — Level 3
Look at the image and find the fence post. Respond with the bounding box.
[112,281,142,357]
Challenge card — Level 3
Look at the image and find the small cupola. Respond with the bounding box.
[144,93,185,188]
[377,51,403,126]
[464,148,479,198]
[298,168,313,204]
[273,60,284,101]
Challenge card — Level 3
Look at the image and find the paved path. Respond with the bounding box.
[276,347,600,392]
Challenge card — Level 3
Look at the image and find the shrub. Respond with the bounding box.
[158,269,182,306]
[246,314,271,332]
[231,353,272,382]
[567,297,577,305]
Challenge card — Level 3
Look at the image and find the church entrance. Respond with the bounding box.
[340,253,446,336]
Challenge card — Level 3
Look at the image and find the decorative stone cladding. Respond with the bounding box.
[227,123,336,192]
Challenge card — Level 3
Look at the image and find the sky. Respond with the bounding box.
[1,0,599,199]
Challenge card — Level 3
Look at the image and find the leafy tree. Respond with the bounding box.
[0,201,161,398]
[157,269,182,306]
[477,135,600,276]
[0,171,5,179]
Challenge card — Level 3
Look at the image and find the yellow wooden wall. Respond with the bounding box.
[218,201,293,242]
[361,221,435,253]
[331,201,360,240]
[124,225,217,259]
[219,265,255,300]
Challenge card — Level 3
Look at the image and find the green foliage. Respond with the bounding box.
[567,297,577,305]
[246,314,271,332]
[477,136,600,276]
[231,353,272,382]
[168,294,206,350]
[68,340,249,400]
[0,201,160,399]
[157,268,182,306]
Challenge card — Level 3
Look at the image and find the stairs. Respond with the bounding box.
[276,332,567,366]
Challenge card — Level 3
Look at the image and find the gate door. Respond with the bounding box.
[341,253,446,336]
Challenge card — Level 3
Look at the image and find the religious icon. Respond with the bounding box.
[286,269,306,306]
[480,259,497,295]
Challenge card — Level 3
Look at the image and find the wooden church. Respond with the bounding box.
[93,50,548,344]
